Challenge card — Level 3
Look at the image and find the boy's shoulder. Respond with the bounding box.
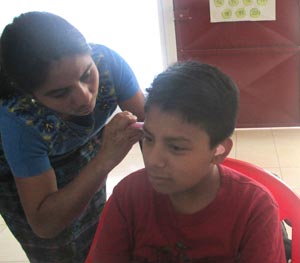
[111,168,160,215]
[221,164,267,188]
[113,168,151,195]
[220,164,278,206]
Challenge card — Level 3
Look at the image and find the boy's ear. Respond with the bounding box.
[212,138,233,164]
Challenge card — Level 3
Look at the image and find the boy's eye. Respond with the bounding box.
[143,135,153,143]
[167,143,190,154]
[168,144,187,153]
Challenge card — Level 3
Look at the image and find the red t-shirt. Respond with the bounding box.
[87,165,285,263]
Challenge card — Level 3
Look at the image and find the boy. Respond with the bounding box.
[87,61,285,262]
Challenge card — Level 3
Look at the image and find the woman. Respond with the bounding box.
[0,11,144,262]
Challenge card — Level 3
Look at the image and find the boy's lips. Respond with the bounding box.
[148,175,171,184]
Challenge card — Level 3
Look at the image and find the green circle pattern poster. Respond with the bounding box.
[210,0,276,22]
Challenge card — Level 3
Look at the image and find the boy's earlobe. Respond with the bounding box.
[213,138,233,163]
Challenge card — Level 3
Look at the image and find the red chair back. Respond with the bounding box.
[223,158,300,263]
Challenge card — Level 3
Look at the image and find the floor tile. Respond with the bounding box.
[228,131,237,158]
[294,188,300,196]
[107,143,144,197]
[0,228,29,262]
[235,129,279,167]
[0,215,5,225]
[280,167,300,190]
[273,128,300,168]
[0,225,6,234]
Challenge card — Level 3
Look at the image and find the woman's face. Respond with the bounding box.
[33,54,99,119]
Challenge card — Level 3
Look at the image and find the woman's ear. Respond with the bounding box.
[212,138,233,164]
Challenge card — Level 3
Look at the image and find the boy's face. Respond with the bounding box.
[142,105,219,197]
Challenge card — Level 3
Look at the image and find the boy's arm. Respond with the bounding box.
[238,197,286,263]
[86,195,131,263]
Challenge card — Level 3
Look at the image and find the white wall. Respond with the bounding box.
[0,0,166,92]
[157,0,178,67]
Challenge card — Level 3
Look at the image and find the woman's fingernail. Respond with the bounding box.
[130,122,144,129]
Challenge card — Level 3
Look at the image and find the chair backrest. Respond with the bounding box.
[223,158,300,263]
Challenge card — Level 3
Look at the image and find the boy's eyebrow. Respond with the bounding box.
[165,137,191,143]
[44,63,93,96]
[143,126,191,143]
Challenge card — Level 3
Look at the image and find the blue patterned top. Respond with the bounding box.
[0,44,140,178]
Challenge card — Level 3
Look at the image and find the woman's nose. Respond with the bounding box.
[73,83,92,106]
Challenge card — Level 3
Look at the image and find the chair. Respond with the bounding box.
[223,158,300,263]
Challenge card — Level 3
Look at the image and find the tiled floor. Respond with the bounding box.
[0,128,300,262]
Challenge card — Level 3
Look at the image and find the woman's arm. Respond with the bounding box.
[14,111,142,238]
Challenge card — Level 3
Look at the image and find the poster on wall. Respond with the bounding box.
[209,0,276,22]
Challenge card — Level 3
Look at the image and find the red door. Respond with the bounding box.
[173,0,300,128]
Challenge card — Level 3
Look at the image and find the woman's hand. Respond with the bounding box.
[97,111,143,173]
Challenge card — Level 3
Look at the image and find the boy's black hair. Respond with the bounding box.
[145,61,239,147]
[0,11,91,98]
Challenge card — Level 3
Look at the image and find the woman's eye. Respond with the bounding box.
[80,70,92,83]
[52,89,70,99]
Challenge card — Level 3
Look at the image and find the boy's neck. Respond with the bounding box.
[169,165,221,214]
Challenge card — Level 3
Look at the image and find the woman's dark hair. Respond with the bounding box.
[145,61,240,147]
[0,11,91,98]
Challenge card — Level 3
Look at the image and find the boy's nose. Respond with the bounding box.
[144,145,166,168]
